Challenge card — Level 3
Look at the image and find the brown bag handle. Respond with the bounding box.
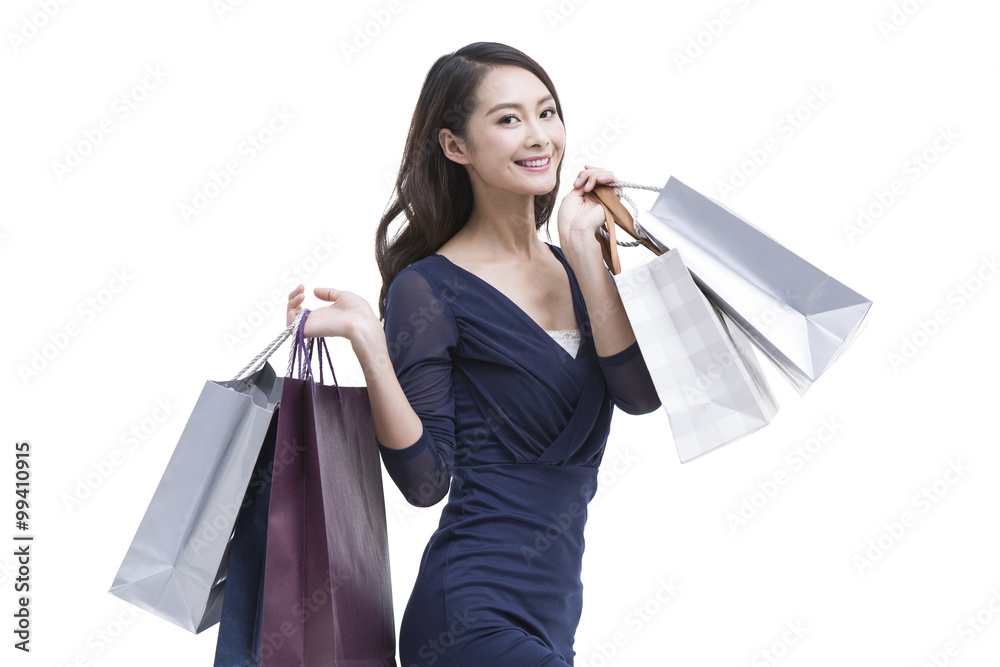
[591,185,663,275]
[595,198,621,275]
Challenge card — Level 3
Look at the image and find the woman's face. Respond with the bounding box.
[455,65,565,197]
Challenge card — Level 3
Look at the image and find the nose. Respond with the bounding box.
[522,115,551,149]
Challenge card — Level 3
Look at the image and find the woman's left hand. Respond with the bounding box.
[556,164,618,245]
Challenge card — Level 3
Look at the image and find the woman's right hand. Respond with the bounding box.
[286,284,377,341]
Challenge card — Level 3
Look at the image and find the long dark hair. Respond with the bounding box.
[374,42,565,321]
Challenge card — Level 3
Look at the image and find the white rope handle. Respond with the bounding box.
[231,321,296,382]
[597,180,661,247]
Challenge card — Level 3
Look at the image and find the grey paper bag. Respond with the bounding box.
[109,335,286,633]
[636,177,873,395]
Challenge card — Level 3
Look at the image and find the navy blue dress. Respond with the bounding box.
[376,242,661,666]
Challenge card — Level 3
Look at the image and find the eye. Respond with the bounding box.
[499,108,557,126]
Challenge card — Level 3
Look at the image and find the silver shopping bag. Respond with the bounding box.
[109,331,289,633]
[636,177,873,395]
[615,248,779,463]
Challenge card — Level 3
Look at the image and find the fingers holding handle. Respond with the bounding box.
[286,284,305,326]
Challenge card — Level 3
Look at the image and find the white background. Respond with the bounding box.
[2,0,999,665]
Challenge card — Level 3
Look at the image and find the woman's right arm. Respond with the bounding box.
[287,283,422,451]
[350,319,426,453]
[286,270,458,507]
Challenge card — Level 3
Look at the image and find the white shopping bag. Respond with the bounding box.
[614,248,779,462]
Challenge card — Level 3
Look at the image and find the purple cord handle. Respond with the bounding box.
[291,309,343,401]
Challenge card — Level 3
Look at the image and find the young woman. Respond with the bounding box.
[286,42,660,666]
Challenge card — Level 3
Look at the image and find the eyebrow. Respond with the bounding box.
[484,94,555,117]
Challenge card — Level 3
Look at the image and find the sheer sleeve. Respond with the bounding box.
[597,341,661,415]
[375,267,458,508]
[596,266,662,416]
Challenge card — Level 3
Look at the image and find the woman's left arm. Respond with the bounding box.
[558,165,661,415]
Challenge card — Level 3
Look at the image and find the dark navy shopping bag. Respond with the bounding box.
[213,407,279,666]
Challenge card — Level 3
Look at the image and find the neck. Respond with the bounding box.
[459,176,546,261]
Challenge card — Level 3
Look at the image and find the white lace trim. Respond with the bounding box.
[545,328,581,358]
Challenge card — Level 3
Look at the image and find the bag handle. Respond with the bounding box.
[287,309,343,400]
[231,322,296,382]
[595,198,622,275]
[592,181,666,274]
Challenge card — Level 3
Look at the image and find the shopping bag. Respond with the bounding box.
[636,177,871,393]
[109,328,291,633]
[213,405,278,666]
[260,310,397,667]
[613,248,779,463]
[593,179,873,394]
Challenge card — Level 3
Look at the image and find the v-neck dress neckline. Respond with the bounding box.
[431,242,584,362]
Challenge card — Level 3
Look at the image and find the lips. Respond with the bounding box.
[514,156,551,169]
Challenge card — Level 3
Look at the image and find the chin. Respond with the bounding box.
[525,182,558,197]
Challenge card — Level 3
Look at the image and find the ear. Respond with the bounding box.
[438,128,471,165]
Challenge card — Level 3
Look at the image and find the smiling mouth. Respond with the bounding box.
[514,157,551,168]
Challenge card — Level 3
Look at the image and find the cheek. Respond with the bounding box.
[550,123,566,150]
[482,132,519,165]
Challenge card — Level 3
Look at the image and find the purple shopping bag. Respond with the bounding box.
[260,311,397,666]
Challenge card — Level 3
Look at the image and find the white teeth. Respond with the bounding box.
[516,157,549,167]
